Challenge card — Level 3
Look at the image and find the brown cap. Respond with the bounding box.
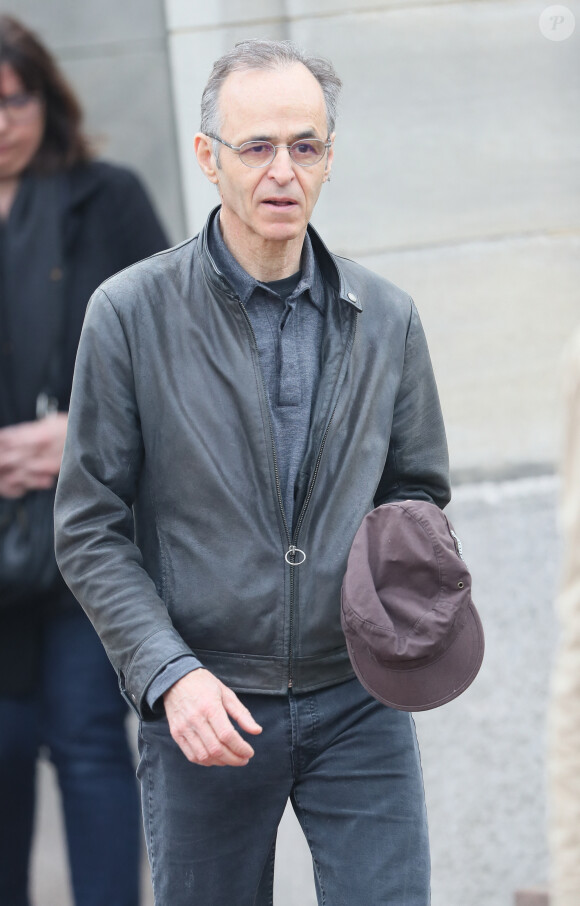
[341,500,484,711]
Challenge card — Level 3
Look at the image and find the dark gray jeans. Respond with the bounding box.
[137,677,430,905]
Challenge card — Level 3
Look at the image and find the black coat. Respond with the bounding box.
[0,160,169,694]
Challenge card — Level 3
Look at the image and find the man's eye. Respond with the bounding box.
[294,143,316,154]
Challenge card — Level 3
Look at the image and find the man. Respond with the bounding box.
[55,39,450,905]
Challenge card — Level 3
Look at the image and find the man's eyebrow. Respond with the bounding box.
[245,129,320,143]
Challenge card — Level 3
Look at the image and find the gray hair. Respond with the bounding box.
[200,39,342,163]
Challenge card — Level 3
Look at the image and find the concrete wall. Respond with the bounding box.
[9,0,186,243]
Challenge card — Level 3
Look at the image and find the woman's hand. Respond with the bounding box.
[0,413,68,497]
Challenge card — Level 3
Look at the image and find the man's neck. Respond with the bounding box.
[218,213,305,283]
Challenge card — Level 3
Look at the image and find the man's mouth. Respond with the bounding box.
[262,198,298,208]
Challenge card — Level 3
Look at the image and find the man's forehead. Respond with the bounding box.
[219,60,319,92]
[217,63,327,136]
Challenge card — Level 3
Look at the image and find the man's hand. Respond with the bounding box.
[0,414,68,498]
[163,668,263,767]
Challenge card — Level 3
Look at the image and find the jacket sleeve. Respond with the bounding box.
[54,287,194,718]
[373,300,451,509]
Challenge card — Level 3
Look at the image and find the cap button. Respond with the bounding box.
[347,292,357,303]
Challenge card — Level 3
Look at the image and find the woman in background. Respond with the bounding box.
[0,15,169,906]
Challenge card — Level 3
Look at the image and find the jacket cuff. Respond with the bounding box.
[144,655,203,715]
[119,627,196,718]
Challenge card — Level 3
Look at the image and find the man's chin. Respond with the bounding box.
[257,218,305,243]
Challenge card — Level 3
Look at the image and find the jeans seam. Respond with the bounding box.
[257,836,276,906]
[411,716,432,906]
[307,692,320,750]
[140,726,157,895]
[288,693,298,780]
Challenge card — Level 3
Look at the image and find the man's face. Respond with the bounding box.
[198,63,333,251]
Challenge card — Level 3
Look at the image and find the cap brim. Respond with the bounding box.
[345,602,485,712]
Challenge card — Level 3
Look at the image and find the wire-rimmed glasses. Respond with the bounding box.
[207,134,332,168]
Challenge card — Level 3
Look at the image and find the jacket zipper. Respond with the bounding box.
[239,301,301,688]
[287,315,358,687]
[239,300,357,689]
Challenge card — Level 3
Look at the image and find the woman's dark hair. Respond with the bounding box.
[0,15,92,172]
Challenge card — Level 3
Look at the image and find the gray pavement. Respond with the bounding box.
[31,476,559,905]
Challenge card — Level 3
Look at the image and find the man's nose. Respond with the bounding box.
[0,107,10,130]
[267,146,295,182]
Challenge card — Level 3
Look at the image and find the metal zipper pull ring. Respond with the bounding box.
[285,545,306,566]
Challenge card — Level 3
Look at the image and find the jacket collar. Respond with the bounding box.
[199,206,363,313]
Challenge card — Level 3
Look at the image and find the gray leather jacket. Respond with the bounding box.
[54,208,450,719]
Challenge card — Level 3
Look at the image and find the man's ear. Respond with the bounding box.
[324,132,335,182]
[194,133,219,184]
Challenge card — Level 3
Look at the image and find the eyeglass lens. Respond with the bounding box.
[239,139,327,167]
[0,93,39,120]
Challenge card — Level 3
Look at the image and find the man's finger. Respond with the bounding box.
[177,719,253,767]
[222,686,263,735]
[173,731,203,764]
[201,707,256,759]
